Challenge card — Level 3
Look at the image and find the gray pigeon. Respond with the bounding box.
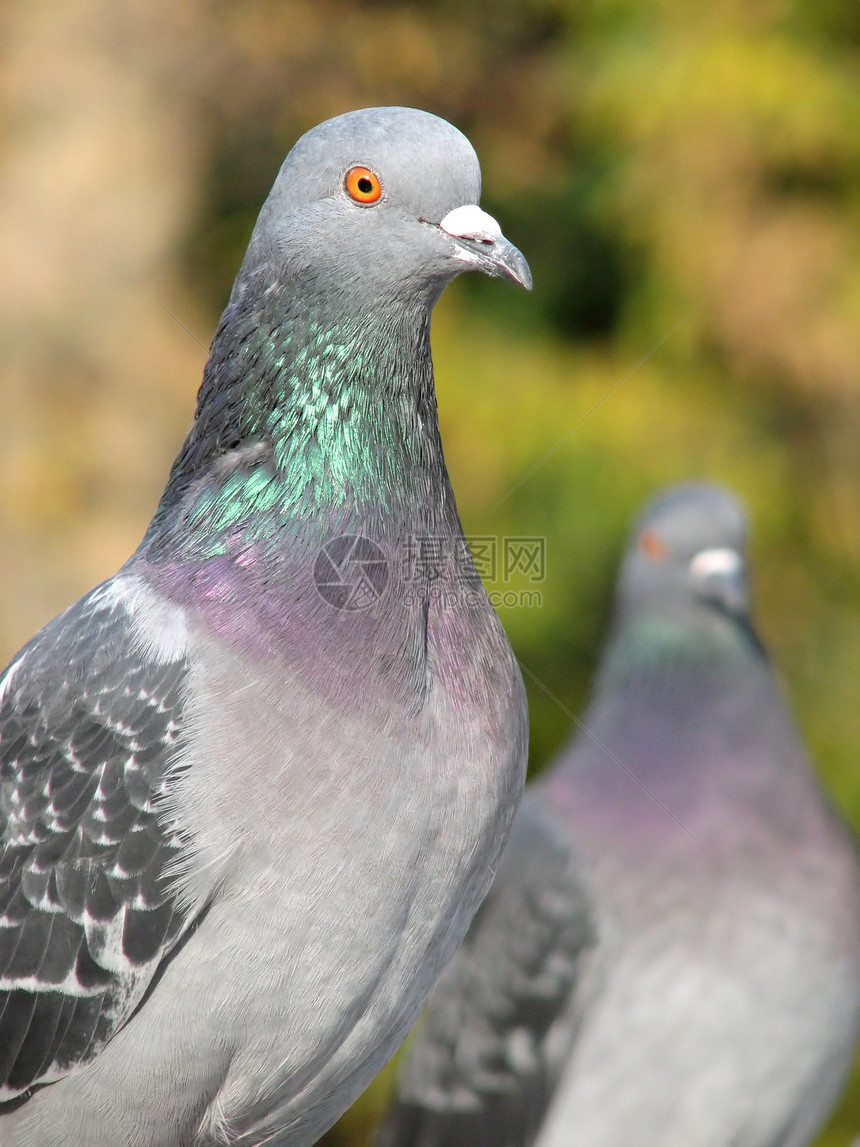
[379,483,860,1147]
[0,107,531,1146]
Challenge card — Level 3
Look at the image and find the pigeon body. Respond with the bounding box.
[0,107,530,1146]
[380,484,860,1147]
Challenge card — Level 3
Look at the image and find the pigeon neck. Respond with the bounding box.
[598,604,767,701]
[146,291,456,560]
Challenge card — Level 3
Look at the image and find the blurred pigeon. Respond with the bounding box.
[379,483,860,1147]
[0,107,531,1146]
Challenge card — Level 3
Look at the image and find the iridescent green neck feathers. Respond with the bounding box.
[145,288,450,561]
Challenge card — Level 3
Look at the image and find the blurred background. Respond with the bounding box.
[2,0,859,1141]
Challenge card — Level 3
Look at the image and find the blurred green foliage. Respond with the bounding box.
[2,0,859,1141]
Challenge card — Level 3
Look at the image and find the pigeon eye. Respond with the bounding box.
[345,166,382,204]
[639,530,668,560]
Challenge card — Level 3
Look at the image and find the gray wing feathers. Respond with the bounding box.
[378,795,595,1147]
[0,585,191,1101]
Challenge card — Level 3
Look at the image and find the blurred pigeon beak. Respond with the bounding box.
[690,547,749,615]
[439,205,532,290]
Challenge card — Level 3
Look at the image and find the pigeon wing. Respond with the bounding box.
[0,583,195,1103]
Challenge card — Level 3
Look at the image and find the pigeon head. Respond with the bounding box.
[148,108,530,561]
[235,106,532,308]
[618,483,751,621]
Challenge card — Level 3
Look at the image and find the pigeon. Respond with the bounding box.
[378,483,860,1147]
[0,106,531,1147]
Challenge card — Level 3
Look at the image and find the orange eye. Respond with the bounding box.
[345,166,382,204]
[639,530,668,560]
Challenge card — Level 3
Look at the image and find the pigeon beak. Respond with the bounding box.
[689,547,748,615]
[439,205,532,290]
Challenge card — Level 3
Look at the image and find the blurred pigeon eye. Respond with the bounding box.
[639,530,668,560]
[345,166,383,204]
